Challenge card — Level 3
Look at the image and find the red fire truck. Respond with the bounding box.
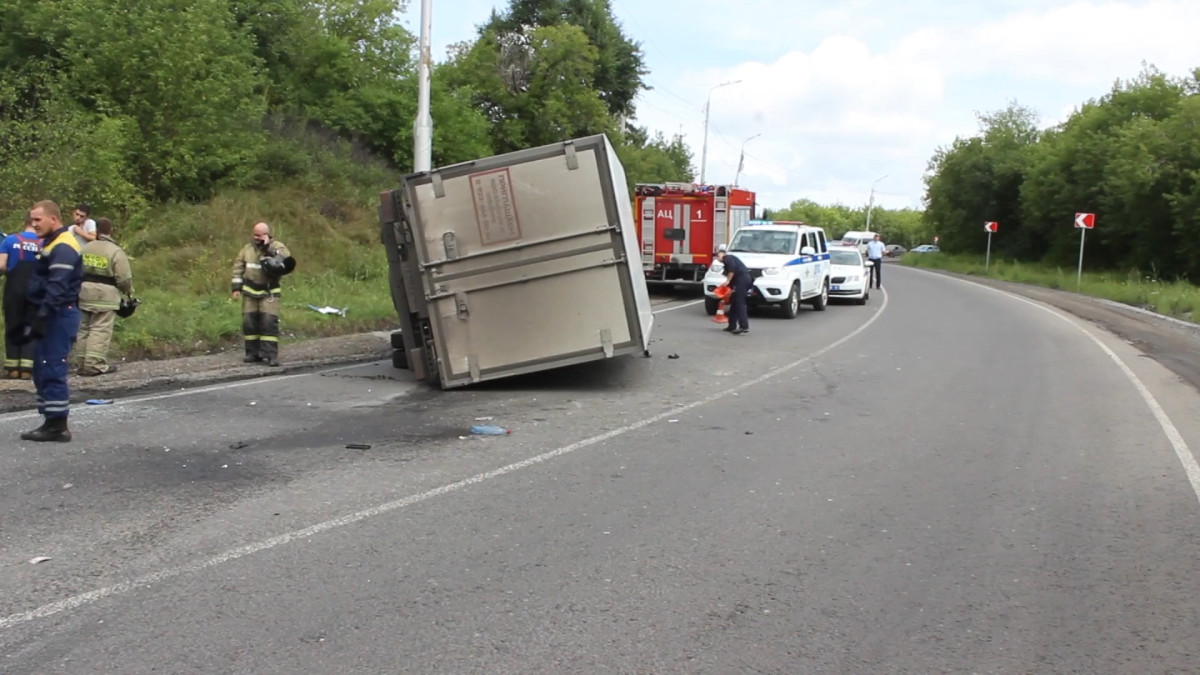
[633,183,756,283]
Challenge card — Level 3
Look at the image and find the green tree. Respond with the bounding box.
[1021,66,1195,271]
[773,199,861,237]
[61,0,266,201]
[0,67,144,220]
[615,128,693,187]
[481,0,647,119]
[442,23,614,153]
[922,102,1040,256]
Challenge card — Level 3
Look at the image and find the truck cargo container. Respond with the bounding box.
[379,134,654,389]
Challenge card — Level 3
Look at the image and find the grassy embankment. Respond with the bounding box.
[1,147,402,360]
[901,252,1200,322]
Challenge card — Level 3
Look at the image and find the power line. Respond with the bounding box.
[635,95,701,122]
[641,80,702,112]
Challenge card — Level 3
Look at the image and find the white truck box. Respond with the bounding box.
[379,134,654,389]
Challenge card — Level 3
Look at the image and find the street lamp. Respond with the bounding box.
[865,174,887,230]
[733,132,762,186]
[413,0,433,172]
[699,79,742,184]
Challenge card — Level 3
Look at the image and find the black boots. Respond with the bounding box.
[21,416,71,443]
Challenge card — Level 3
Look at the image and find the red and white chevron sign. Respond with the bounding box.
[1074,212,1095,229]
[984,221,998,233]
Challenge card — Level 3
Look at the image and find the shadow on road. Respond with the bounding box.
[648,283,706,301]
[464,353,648,393]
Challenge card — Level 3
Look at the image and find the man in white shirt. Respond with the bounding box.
[71,203,97,247]
[865,233,886,289]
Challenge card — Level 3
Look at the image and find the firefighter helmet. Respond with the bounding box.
[261,254,296,276]
[116,297,141,318]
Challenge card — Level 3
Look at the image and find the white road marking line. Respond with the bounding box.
[907,267,1200,506]
[0,373,315,423]
[0,299,708,423]
[651,298,705,313]
[0,293,889,632]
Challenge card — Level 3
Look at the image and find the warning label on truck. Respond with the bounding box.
[470,168,522,245]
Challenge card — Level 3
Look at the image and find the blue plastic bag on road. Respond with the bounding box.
[471,425,509,435]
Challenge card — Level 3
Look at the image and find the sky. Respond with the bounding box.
[405,0,1200,212]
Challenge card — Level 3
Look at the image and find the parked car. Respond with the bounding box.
[911,244,941,253]
[827,245,870,305]
[885,244,906,258]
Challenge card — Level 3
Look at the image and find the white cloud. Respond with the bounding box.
[631,0,1200,211]
[636,33,947,210]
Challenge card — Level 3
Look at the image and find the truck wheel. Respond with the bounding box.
[390,330,405,350]
[392,348,409,369]
[781,283,800,319]
[811,280,828,311]
[704,297,719,316]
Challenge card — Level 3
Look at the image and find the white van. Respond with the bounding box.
[838,230,878,256]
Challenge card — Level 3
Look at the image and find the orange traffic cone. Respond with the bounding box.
[712,301,728,324]
[712,286,731,324]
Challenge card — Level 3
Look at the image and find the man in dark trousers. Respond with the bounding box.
[714,248,752,335]
[13,201,83,442]
[865,233,886,289]
[1,213,42,379]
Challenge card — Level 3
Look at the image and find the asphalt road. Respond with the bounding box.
[3,267,1200,673]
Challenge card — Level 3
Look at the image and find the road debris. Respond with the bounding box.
[85,399,113,405]
[668,353,680,359]
[346,443,372,450]
[471,425,510,435]
[229,441,250,449]
[307,305,348,317]
[29,557,52,565]
[62,483,74,490]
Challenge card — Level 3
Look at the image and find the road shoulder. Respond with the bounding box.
[902,265,1200,393]
[0,331,393,414]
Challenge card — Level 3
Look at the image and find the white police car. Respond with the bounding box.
[827,244,871,304]
[703,221,832,319]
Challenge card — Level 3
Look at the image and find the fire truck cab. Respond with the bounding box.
[634,183,756,283]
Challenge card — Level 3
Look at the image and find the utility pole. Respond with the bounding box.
[734,132,761,186]
[413,0,433,173]
[865,174,887,230]
[699,79,742,184]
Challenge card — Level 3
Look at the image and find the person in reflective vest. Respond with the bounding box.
[77,218,134,376]
[231,221,291,367]
[1,212,42,379]
[12,201,83,443]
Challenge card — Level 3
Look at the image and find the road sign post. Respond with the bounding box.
[984,222,998,271]
[1074,212,1095,290]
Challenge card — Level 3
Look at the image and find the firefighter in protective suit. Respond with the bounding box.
[77,218,133,376]
[231,221,293,366]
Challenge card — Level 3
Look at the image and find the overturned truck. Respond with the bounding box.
[378,134,654,389]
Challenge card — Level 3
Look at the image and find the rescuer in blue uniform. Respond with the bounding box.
[1,212,42,379]
[714,248,752,334]
[12,201,84,442]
